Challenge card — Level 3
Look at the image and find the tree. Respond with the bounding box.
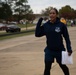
[59,5,76,19]
[14,0,33,21]
[0,0,33,22]
[41,6,53,16]
[25,13,35,21]
[0,3,12,21]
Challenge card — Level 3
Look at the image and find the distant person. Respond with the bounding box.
[60,17,67,24]
[73,20,75,26]
[71,20,74,27]
[35,8,72,75]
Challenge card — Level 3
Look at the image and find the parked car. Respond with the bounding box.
[0,23,7,30]
[6,25,21,33]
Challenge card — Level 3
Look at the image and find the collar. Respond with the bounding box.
[48,17,60,24]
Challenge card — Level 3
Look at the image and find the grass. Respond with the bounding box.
[67,22,71,26]
[0,29,35,40]
[17,23,35,28]
[0,23,36,40]
[0,22,73,41]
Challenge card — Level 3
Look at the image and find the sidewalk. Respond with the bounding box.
[0,27,76,75]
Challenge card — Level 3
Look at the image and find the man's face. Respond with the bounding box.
[49,9,57,22]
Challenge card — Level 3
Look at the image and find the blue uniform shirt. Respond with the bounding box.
[35,17,72,53]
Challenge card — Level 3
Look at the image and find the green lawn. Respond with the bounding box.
[0,23,36,40]
[0,22,72,41]
[17,23,35,28]
[0,29,35,40]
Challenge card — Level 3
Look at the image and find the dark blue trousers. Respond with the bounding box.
[44,47,70,75]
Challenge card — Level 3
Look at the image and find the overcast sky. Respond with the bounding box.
[28,0,76,14]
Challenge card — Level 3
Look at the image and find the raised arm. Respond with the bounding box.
[35,18,45,37]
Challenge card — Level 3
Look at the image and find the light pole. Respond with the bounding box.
[0,0,2,7]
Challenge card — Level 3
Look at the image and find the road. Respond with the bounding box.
[0,27,76,75]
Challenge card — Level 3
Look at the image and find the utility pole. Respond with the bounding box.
[0,0,2,7]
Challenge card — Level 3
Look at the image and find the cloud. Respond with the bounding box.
[28,0,76,14]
